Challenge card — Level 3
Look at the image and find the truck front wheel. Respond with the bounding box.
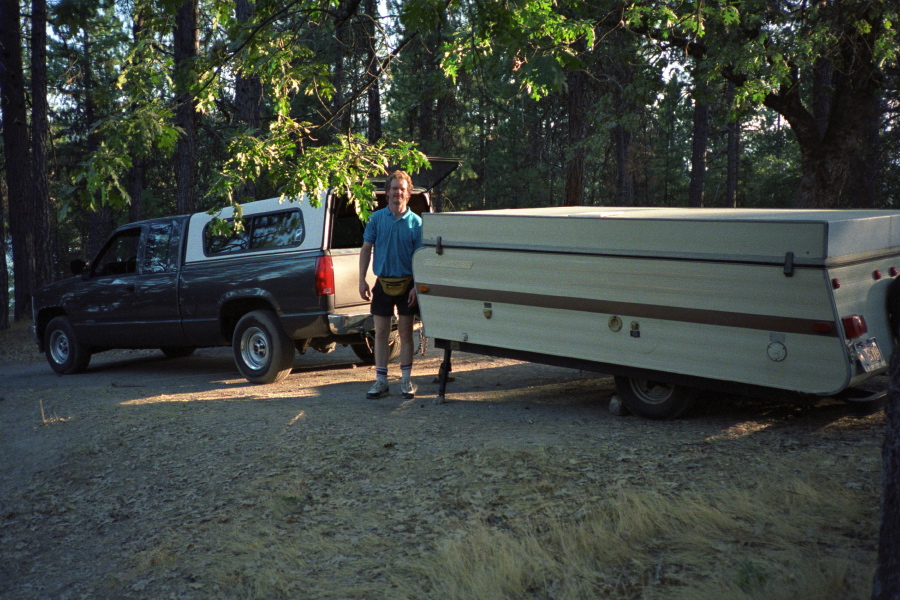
[614,375,696,420]
[44,316,92,374]
[233,310,295,384]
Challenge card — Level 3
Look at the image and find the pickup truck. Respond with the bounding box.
[31,160,459,384]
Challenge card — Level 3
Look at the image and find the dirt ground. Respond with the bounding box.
[0,323,889,599]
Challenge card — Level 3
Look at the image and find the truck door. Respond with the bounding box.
[71,219,188,348]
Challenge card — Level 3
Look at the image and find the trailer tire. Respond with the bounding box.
[233,310,295,384]
[887,277,900,343]
[614,375,696,420]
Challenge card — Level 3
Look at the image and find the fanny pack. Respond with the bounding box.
[380,276,413,296]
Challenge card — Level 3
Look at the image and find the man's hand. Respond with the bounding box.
[407,287,418,308]
[360,279,371,301]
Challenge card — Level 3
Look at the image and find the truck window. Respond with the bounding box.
[93,228,141,277]
[143,220,181,273]
[331,199,365,249]
[204,209,304,256]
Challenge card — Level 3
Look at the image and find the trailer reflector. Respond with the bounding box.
[812,322,834,334]
[832,278,841,289]
[874,270,883,280]
[841,315,868,339]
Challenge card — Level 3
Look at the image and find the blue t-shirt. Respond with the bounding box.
[363,207,423,278]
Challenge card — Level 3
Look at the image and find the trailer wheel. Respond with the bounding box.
[44,316,92,374]
[233,310,295,384]
[351,329,401,364]
[614,375,696,420]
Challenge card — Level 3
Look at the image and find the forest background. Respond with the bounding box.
[0,0,898,328]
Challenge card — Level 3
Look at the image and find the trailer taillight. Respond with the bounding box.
[315,256,335,296]
[841,315,868,339]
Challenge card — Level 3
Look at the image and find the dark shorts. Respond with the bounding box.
[371,278,420,317]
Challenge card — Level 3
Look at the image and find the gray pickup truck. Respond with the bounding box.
[31,161,459,383]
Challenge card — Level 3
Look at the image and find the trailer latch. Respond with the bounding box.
[436,236,443,255]
[783,252,794,277]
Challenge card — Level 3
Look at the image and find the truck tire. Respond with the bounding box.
[44,316,92,375]
[233,310,295,384]
[887,276,900,343]
[351,330,401,364]
[614,375,696,420]
[160,346,196,359]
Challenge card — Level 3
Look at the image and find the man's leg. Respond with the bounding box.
[398,314,417,398]
[366,314,393,399]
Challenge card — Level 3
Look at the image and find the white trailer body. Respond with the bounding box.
[412,207,900,418]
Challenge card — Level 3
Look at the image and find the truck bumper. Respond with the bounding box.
[328,312,375,335]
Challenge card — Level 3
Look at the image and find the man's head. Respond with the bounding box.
[386,170,413,217]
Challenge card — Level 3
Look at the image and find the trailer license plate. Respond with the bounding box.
[855,338,887,372]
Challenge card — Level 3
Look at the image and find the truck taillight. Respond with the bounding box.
[315,256,335,296]
[841,315,868,339]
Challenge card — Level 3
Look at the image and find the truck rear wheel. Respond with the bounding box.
[351,330,401,364]
[233,310,295,384]
[44,316,92,374]
[614,375,696,420]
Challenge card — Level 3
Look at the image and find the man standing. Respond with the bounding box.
[358,170,422,399]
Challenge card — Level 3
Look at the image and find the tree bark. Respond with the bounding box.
[688,91,709,208]
[234,0,262,201]
[725,82,739,208]
[0,190,9,329]
[564,69,586,207]
[0,0,36,320]
[364,0,381,143]
[30,0,53,289]
[174,0,199,214]
[873,348,900,599]
[612,124,634,206]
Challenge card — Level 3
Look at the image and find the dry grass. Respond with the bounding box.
[397,481,875,600]
[129,454,877,600]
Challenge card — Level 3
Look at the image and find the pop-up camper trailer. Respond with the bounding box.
[413,207,899,418]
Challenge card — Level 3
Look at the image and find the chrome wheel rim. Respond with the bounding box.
[240,326,271,371]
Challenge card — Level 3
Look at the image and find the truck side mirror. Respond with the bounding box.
[70,259,87,276]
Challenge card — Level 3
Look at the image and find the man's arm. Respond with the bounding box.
[359,241,373,300]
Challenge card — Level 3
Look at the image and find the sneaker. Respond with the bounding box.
[401,380,418,399]
[366,380,390,399]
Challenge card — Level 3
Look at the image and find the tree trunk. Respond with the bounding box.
[30,0,53,290]
[234,0,262,201]
[688,94,709,208]
[612,124,634,206]
[174,0,199,214]
[725,82,739,208]
[364,0,381,143]
[0,0,36,321]
[873,348,900,599]
[564,69,586,207]
[0,191,9,329]
[127,8,148,221]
